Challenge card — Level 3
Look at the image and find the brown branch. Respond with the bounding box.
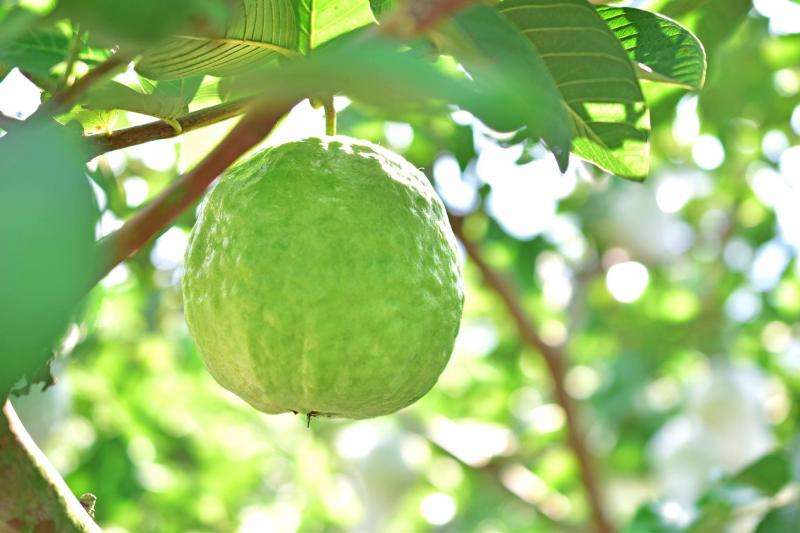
[1,401,99,532]
[93,100,294,282]
[381,0,477,35]
[86,98,253,157]
[449,215,615,533]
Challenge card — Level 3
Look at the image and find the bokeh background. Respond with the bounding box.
[4,0,800,531]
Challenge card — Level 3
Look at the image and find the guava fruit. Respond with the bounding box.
[182,136,463,419]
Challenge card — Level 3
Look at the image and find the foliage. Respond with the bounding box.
[3,0,800,531]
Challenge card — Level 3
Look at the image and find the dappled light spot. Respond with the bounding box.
[419,492,456,526]
[691,134,725,170]
[150,227,189,270]
[606,261,649,303]
[428,418,515,467]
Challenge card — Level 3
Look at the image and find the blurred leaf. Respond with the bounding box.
[295,0,375,54]
[658,0,713,18]
[694,0,751,58]
[0,28,111,80]
[368,0,394,17]
[624,503,683,532]
[757,504,800,533]
[231,30,546,139]
[82,76,203,121]
[137,0,298,79]
[689,484,755,532]
[0,121,98,396]
[598,6,706,90]
[499,0,650,180]
[55,0,231,49]
[0,5,42,45]
[732,450,793,496]
[435,4,571,169]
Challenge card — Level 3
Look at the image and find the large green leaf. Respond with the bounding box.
[598,6,706,90]
[295,0,375,54]
[499,0,650,180]
[434,4,571,168]
[0,120,97,397]
[226,30,542,140]
[137,0,298,80]
[56,0,231,49]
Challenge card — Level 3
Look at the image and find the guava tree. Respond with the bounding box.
[0,0,751,531]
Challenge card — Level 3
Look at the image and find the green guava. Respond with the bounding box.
[182,136,464,419]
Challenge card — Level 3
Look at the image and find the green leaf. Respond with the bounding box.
[136,0,298,80]
[435,4,571,169]
[369,0,394,17]
[623,503,683,533]
[55,0,231,49]
[732,451,793,496]
[598,6,706,90]
[499,0,650,180]
[757,504,800,533]
[82,76,203,122]
[658,0,713,18]
[228,30,540,142]
[0,5,41,45]
[295,0,375,55]
[0,28,110,80]
[694,0,751,57]
[0,120,97,397]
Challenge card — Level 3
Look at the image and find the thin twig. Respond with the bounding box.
[94,100,294,282]
[29,54,127,122]
[87,98,253,157]
[449,215,615,533]
[56,24,83,93]
[398,415,580,532]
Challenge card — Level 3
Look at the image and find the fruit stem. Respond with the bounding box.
[323,97,337,136]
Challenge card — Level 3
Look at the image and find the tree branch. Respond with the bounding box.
[86,99,252,157]
[0,401,99,532]
[381,0,477,35]
[93,100,294,282]
[29,55,127,122]
[449,215,615,533]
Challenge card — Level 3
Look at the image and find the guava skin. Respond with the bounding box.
[183,136,464,419]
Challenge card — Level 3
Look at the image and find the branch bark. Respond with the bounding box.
[94,100,293,283]
[449,215,615,533]
[0,401,99,532]
[86,99,252,157]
